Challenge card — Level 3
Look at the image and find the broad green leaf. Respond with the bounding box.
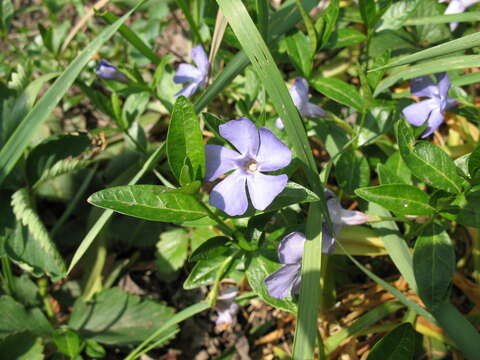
[325,28,367,49]
[367,323,416,360]
[25,133,90,184]
[411,0,449,44]
[0,3,143,185]
[88,184,208,223]
[156,228,189,280]
[355,184,435,215]
[85,339,106,358]
[311,77,364,112]
[375,0,421,31]
[285,31,313,78]
[246,253,297,313]
[53,329,82,358]
[122,92,150,129]
[167,96,205,183]
[450,190,480,228]
[397,120,463,193]
[9,188,65,279]
[335,149,370,195]
[413,223,455,309]
[374,55,480,95]
[377,151,412,185]
[183,252,240,290]
[324,302,404,355]
[190,236,230,262]
[319,0,339,48]
[69,288,177,345]
[0,332,44,360]
[359,0,377,29]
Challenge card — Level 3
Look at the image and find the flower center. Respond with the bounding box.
[245,159,258,173]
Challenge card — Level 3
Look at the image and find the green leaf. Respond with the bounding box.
[53,329,83,358]
[155,228,189,279]
[367,323,416,360]
[319,0,339,48]
[377,151,412,185]
[0,3,144,185]
[85,339,106,358]
[285,31,313,78]
[335,150,370,195]
[405,11,480,26]
[25,133,90,184]
[449,190,480,228]
[397,120,463,193]
[10,188,65,279]
[413,223,455,309]
[325,28,367,49]
[88,184,208,223]
[355,184,435,215]
[69,288,177,345]
[122,92,150,129]
[246,254,297,313]
[167,96,205,183]
[411,0,449,45]
[311,77,364,112]
[359,0,377,29]
[375,0,421,31]
[373,31,480,70]
[468,145,480,179]
[190,236,230,262]
[374,55,480,95]
[0,331,44,360]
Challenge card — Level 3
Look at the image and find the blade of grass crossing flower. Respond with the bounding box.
[0,1,146,186]
[404,12,480,25]
[371,32,480,71]
[101,11,161,65]
[216,1,329,358]
[67,143,165,274]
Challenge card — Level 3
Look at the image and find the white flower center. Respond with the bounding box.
[245,159,258,173]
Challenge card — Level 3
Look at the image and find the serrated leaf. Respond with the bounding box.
[355,184,435,215]
[335,150,370,195]
[367,323,415,360]
[69,287,177,345]
[88,185,208,223]
[311,77,364,112]
[10,188,65,279]
[413,223,455,309]
[167,96,205,183]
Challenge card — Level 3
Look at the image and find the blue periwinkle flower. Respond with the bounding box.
[96,60,129,83]
[402,73,456,138]
[264,191,372,299]
[440,0,480,31]
[276,77,325,130]
[173,45,208,98]
[205,118,292,216]
[215,287,240,326]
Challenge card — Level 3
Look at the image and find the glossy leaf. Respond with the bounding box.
[190,236,230,262]
[377,151,412,185]
[356,184,435,215]
[311,77,364,112]
[167,96,205,183]
[88,184,208,223]
[367,323,416,360]
[285,31,313,78]
[375,0,421,31]
[413,223,455,309]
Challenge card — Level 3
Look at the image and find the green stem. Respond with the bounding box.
[207,251,239,307]
[1,256,15,296]
[81,236,107,301]
[38,278,54,319]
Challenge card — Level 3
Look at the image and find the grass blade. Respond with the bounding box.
[0,2,145,186]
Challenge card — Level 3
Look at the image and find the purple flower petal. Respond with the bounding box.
[191,45,209,76]
[410,76,438,98]
[209,170,248,216]
[322,223,340,254]
[275,117,285,130]
[402,99,437,126]
[215,302,239,325]
[174,82,200,99]
[96,60,128,83]
[445,97,457,110]
[338,209,374,225]
[435,72,451,100]
[205,144,241,182]
[265,263,301,299]
[219,118,260,156]
[256,127,292,172]
[422,107,444,138]
[246,173,288,211]
[173,63,202,84]
[301,103,326,118]
[278,232,306,264]
[290,77,309,109]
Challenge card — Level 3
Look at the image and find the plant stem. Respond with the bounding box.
[1,256,15,296]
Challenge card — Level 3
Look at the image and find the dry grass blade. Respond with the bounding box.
[208,8,228,79]
[61,0,110,53]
